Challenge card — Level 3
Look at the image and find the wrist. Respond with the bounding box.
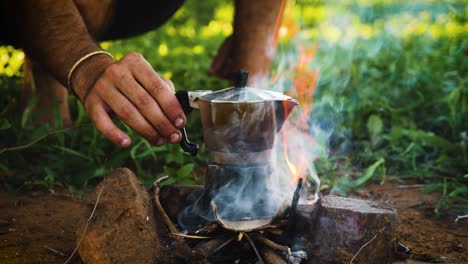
[71,53,114,101]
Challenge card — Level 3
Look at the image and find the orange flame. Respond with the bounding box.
[280,43,319,185]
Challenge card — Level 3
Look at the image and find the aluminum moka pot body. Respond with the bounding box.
[175,70,298,163]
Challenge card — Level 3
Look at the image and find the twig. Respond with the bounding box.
[152,176,195,259]
[265,228,284,235]
[152,176,180,236]
[212,237,235,254]
[455,214,468,222]
[0,124,86,155]
[244,232,264,264]
[64,180,106,264]
[43,245,66,257]
[349,227,386,264]
[257,236,291,254]
[195,222,219,234]
[172,233,211,239]
[398,184,427,189]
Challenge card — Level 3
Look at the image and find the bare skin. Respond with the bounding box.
[4,0,285,148]
[209,0,285,89]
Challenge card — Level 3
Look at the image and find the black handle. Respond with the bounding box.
[175,91,193,113]
[179,128,199,156]
[175,91,199,156]
[234,70,248,88]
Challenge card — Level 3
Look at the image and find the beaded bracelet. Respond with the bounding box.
[67,50,114,94]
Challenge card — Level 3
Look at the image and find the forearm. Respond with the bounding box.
[232,0,285,79]
[4,0,107,96]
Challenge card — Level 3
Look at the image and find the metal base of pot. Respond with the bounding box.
[177,162,278,231]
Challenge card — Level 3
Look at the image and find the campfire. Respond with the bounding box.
[73,46,398,264]
[74,168,397,264]
[152,175,306,264]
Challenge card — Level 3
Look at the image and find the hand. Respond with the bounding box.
[73,52,186,147]
[208,35,234,80]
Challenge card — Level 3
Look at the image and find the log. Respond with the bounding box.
[76,168,163,264]
[193,235,233,257]
[261,247,287,264]
[298,195,398,264]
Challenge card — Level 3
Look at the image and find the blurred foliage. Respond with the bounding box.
[0,0,467,215]
[280,0,468,216]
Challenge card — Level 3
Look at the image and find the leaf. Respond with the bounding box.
[53,101,63,130]
[130,139,145,160]
[176,163,194,178]
[53,145,92,161]
[367,114,383,136]
[179,177,197,185]
[448,186,468,198]
[135,141,158,160]
[423,184,441,194]
[404,129,456,151]
[44,167,56,184]
[0,163,9,171]
[21,96,38,128]
[353,158,385,187]
[0,118,11,130]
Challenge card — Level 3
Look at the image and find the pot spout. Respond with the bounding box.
[275,98,298,132]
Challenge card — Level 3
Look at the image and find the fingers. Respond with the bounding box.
[92,76,165,146]
[85,95,131,147]
[82,52,186,147]
[115,71,182,144]
[129,55,186,129]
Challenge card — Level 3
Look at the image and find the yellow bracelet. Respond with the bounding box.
[67,50,114,93]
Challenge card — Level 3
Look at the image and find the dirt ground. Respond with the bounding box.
[0,182,466,264]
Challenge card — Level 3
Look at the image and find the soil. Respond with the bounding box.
[350,183,468,264]
[0,182,466,264]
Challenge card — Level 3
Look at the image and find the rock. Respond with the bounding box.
[298,195,398,264]
[293,201,321,252]
[76,168,162,264]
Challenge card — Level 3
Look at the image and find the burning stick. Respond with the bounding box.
[286,178,303,242]
[195,222,220,235]
[257,236,291,257]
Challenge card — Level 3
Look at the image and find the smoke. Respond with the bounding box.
[177,37,330,231]
[178,0,462,233]
[266,33,336,207]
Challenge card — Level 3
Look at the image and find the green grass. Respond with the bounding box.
[0,0,467,216]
